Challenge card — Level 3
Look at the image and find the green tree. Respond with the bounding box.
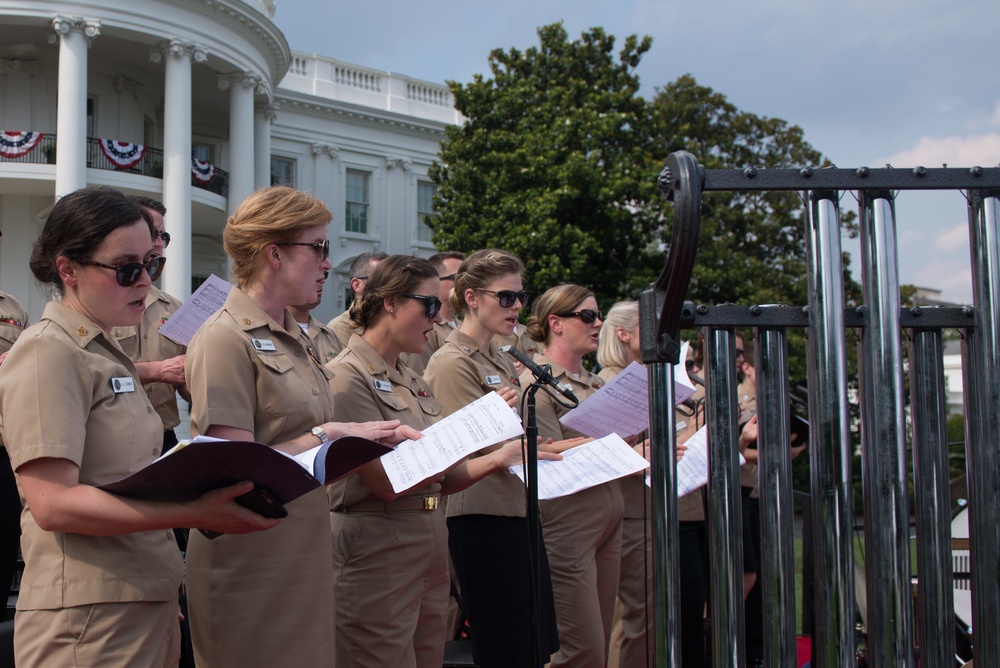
[428,23,664,307]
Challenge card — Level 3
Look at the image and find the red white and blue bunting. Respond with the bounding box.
[98,139,146,170]
[191,158,215,184]
[0,131,43,159]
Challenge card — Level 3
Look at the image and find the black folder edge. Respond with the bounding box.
[98,437,393,538]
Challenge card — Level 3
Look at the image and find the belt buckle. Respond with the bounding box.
[422,496,439,511]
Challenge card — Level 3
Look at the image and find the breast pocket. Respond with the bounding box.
[257,352,310,417]
[372,390,413,421]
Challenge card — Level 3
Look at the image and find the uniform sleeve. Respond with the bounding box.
[425,350,487,417]
[185,316,257,433]
[0,331,92,469]
[327,361,384,424]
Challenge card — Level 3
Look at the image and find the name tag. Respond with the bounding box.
[374,379,392,392]
[111,377,136,393]
[485,375,502,386]
[251,338,277,351]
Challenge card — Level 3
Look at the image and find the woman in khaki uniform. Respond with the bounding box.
[327,254,544,668]
[183,188,418,668]
[0,187,272,667]
[522,284,624,668]
[0,287,28,605]
[424,249,563,668]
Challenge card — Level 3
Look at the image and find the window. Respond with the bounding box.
[191,143,214,163]
[143,116,155,147]
[345,169,369,234]
[416,181,437,243]
[86,97,96,137]
[271,157,296,187]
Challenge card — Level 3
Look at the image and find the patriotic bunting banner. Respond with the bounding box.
[0,131,43,159]
[98,139,146,169]
[192,158,215,184]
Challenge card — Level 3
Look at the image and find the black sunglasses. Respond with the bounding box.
[403,293,442,319]
[556,309,603,324]
[477,288,530,309]
[685,359,696,371]
[77,256,167,287]
[156,230,171,248]
[276,239,330,262]
[438,272,457,281]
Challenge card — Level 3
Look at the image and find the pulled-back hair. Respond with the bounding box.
[30,186,153,291]
[526,284,594,344]
[597,301,639,369]
[451,249,523,314]
[349,254,438,330]
[224,187,332,288]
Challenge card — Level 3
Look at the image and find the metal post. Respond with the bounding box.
[856,191,913,666]
[704,327,744,668]
[648,361,679,667]
[963,190,1000,667]
[754,325,797,667]
[803,190,856,667]
[907,328,955,666]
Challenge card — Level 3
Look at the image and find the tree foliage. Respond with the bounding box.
[428,23,664,307]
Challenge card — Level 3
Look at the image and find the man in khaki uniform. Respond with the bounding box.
[112,197,187,451]
[289,290,343,365]
[403,251,464,375]
[326,251,387,347]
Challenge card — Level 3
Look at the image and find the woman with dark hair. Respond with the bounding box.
[523,283,623,668]
[327,253,549,667]
[183,187,418,667]
[0,186,272,667]
[424,249,570,668]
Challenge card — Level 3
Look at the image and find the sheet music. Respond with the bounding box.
[159,274,233,346]
[559,343,697,439]
[509,433,649,500]
[381,391,524,493]
[651,425,746,497]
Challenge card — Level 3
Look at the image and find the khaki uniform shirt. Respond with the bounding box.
[111,286,185,431]
[327,308,360,350]
[0,301,182,610]
[300,314,343,365]
[0,291,28,355]
[184,286,337,667]
[326,333,443,509]
[425,329,525,517]
[495,322,544,357]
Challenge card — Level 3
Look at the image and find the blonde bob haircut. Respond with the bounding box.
[451,248,524,314]
[224,187,332,288]
[526,283,595,345]
[597,301,639,370]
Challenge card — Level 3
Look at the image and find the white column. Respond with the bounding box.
[151,39,206,301]
[254,103,276,190]
[219,73,259,212]
[51,16,100,199]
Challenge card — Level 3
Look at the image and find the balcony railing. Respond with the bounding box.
[0,133,229,197]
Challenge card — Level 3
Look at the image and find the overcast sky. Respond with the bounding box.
[274,0,1000,303]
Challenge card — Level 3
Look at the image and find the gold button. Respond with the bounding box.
[243,318,251,325]
[367,364,375,372]
[77,326,88,336]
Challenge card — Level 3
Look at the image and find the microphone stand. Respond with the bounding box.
[523,379,543,668]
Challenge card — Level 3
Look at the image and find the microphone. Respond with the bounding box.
[503,346,579,406]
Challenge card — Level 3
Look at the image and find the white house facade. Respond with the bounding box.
[0,0,459,323]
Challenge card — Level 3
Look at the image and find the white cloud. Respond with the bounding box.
[935,224,968,252]
[880,134,1000,168]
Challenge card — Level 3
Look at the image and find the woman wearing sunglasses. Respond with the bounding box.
[424,249,565,668]
[0,187,273,667]
[523,283,624,668]
[325,254,550,667]
[182,188,418,667]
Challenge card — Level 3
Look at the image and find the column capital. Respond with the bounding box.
[149,39,208,65]
[218,71,269,96]
[0,59,40,76]
[113,75,143,99]
[255,102,279,124]
[49,16,101,44]
[311,143,340,159]
[385,156,413,171]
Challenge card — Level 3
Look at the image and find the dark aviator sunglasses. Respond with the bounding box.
[77,255,167,287]
[276,239,330,262]
[476,288,530,309]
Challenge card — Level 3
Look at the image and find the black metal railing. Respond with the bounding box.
[0,133,228,197]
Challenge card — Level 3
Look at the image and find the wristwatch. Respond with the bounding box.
[310,426,328,443]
